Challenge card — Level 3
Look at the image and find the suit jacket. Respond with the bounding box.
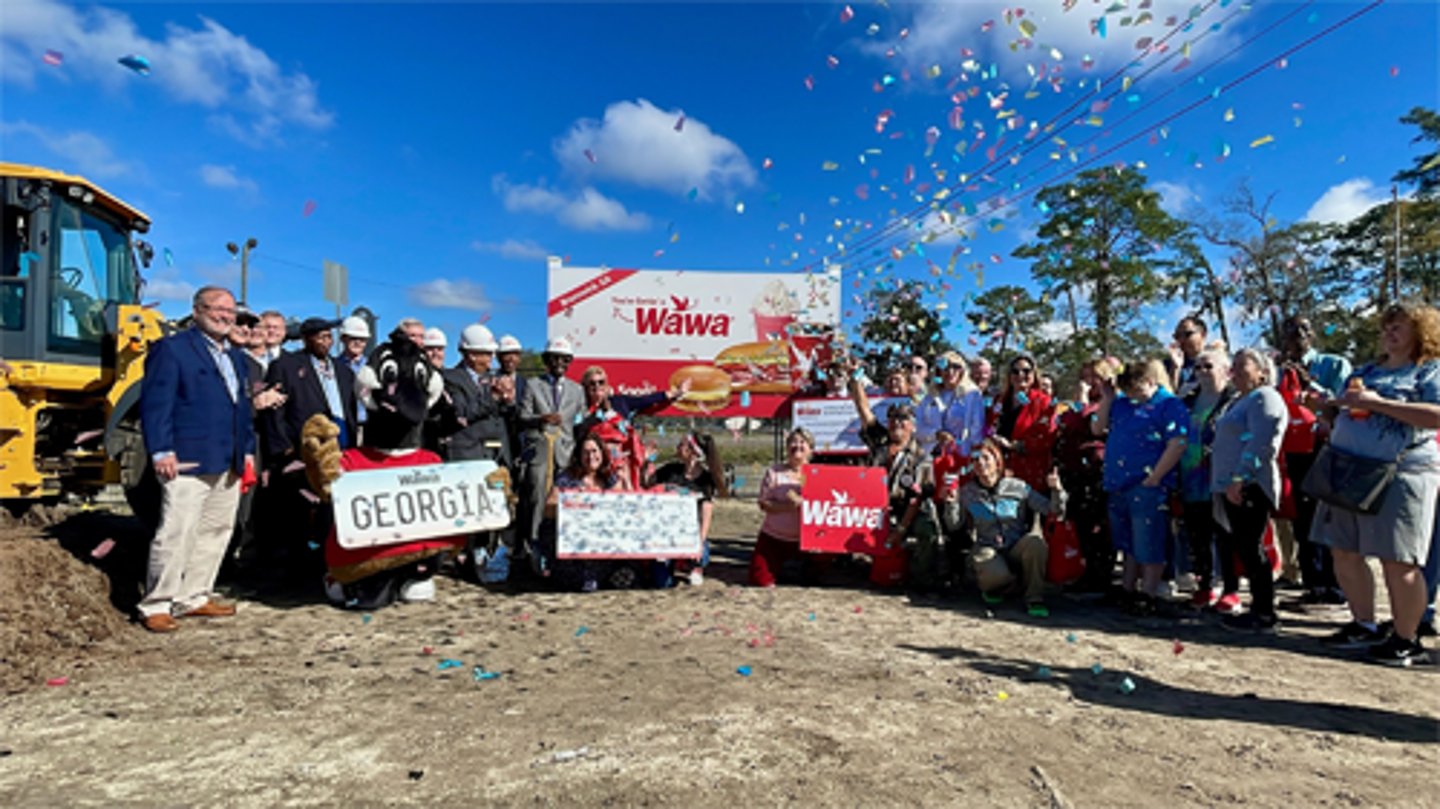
[519,373,585,469]
[241,352,270,469]
[263,351,358,465]
[440,365,515,464]
[140,328,255,476]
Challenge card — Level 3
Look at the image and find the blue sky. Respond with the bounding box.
[3,0,1436,360]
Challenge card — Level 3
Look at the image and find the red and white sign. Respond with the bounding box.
[547,258,841,418]
[798,465,891,555]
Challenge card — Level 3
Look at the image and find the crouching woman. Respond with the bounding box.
[946,440,1066,617]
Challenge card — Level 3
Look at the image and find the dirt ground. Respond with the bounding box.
[1,501,1436,808]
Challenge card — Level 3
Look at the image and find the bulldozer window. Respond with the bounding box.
[49,198,135,352]
[1,205,25,331]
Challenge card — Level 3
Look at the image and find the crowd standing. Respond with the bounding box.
[129,286,1440,669]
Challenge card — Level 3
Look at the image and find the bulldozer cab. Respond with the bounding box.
[1,163,163,507]
[1,163,147,364]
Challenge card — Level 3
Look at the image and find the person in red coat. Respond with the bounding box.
[987,354,1057,491]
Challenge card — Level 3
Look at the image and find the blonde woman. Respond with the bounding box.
[1312,303,1440,666]
[916,350,986,457]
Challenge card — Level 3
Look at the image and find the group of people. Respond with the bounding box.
[130,284,1440,669]
[761,305,1437,669]
[134,285,727,630]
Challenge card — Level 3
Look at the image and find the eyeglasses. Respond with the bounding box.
[1194,363,1214,371]
[584,379,608,388]
[1010,366,1034,375]
[909,363,927,371]
[1175,330,1197,339]
[202,304,237,315]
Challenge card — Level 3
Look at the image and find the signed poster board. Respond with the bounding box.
[557,490,703,559]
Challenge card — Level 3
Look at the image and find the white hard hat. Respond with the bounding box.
[339,316,371,339]
[544,337,573,356]
[460,324,498,352]
[497,334,522,353]
[422,327,447,348]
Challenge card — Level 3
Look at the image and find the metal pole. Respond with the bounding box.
[1393,185,1402,300]
[240,245,249,304]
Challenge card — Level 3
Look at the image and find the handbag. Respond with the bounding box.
[1300,444,1398,515]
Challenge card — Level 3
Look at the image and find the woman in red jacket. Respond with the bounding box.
[987,354,1057,491]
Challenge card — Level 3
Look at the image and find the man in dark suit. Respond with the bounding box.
[263,317,358,464]
[262,317,357,573]
[441,324,513,465]
[138,286,255,632]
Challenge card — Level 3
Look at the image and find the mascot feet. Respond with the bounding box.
[399,578,436,603]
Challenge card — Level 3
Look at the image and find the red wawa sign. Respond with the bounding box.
[635,296,734,337]
[799,465,892,555]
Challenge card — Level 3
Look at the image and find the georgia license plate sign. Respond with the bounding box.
[332,460,511,549]
[799,464,891,554]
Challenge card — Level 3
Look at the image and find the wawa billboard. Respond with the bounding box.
[547,258,841,418]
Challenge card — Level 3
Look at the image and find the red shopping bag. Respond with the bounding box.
[1262,519,1281,576]
[1045,518,1085,584]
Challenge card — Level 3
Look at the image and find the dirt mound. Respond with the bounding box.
[0,529,132,693]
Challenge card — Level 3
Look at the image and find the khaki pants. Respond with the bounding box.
[139,472,241,618]
[971,533,1048,603]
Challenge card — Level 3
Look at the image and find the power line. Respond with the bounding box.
[813,0,1381,284]
[799,0,1230,273]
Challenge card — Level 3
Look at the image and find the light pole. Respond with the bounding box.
[225,237,258,303]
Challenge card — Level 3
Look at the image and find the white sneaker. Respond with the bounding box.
[1175,573,1198,594]
[399,578,436,603]
[323,575,346,605]
[688,568,705,587]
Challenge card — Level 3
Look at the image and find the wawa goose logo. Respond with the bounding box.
[802,487,885,529]
[635,295,733,337]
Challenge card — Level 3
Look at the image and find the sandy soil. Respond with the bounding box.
[1,501,1436,807]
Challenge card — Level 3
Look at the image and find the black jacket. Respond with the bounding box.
[440,365,515,465]
[263,351,358,465]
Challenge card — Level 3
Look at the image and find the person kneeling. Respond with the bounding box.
[947,440,1066,617]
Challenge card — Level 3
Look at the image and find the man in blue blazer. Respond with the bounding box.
[138,286,255,632]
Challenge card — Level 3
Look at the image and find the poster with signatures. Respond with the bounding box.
[557,490,702,559]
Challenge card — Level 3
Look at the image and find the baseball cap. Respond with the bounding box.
[299,317,340,336]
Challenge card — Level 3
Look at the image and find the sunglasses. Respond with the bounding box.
[1194,363,1214,370]
[1175,330,1197,339]
[909,363,927,370]
[1010,366,1035,375]
[584,379,608,387]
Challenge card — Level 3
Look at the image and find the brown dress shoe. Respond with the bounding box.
[181,600,237,618]
[142,614,179,633]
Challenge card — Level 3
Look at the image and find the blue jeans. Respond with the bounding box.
[1107,485,1170,566]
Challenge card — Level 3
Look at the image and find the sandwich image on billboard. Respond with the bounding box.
[547,259,840,418]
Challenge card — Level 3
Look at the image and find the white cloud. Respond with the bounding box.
[857,1,1242,84]
[408,279,492,312]
[492,175,650,232]
[553,99,755,199]
[470,238,551,262]
[141,268,195,302]
[198,163,258,193]
[1151,180,1198,216]
[1303,178,1390,225]
[1,0,332,142]
[0,120,136,178]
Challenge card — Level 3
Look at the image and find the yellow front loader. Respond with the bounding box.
[1,162,169,516]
